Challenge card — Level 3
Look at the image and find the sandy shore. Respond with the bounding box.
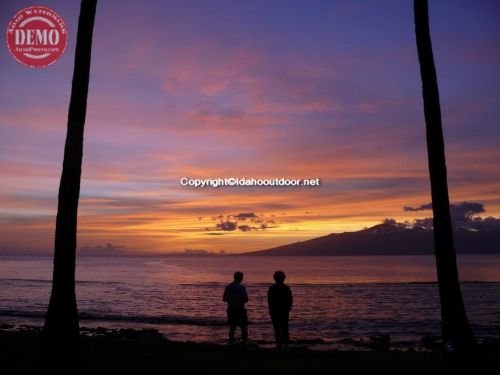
[1,326,499,374]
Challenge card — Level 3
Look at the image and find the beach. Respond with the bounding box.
[2,325,499,374]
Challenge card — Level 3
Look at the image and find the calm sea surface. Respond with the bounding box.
[1,255,499,349]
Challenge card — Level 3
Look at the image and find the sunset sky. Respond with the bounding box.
[1,0,499,254]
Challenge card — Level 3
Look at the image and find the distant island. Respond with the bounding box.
[243,221,500,256]
[77,245,225,257]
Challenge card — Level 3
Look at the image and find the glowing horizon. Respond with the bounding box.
[1,0,500,254]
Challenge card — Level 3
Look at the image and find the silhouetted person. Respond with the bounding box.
[223,271,248,344]
[268,270,293,348]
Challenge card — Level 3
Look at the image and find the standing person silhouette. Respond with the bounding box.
[268,270,293,348]
[223,271,248,344]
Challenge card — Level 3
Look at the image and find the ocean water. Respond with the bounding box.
[1,255,499,350]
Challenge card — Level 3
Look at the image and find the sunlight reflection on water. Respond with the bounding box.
[0,255,499,349]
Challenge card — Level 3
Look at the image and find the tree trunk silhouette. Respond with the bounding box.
[39,0,97,371]
[414,0,475,351]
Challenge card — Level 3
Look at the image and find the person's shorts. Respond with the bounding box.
[226,306,248,327]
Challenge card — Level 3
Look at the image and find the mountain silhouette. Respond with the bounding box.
[243,222,500,256]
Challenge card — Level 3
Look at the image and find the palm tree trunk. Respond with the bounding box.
[40,0,98,370]
[414,0,475,351]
